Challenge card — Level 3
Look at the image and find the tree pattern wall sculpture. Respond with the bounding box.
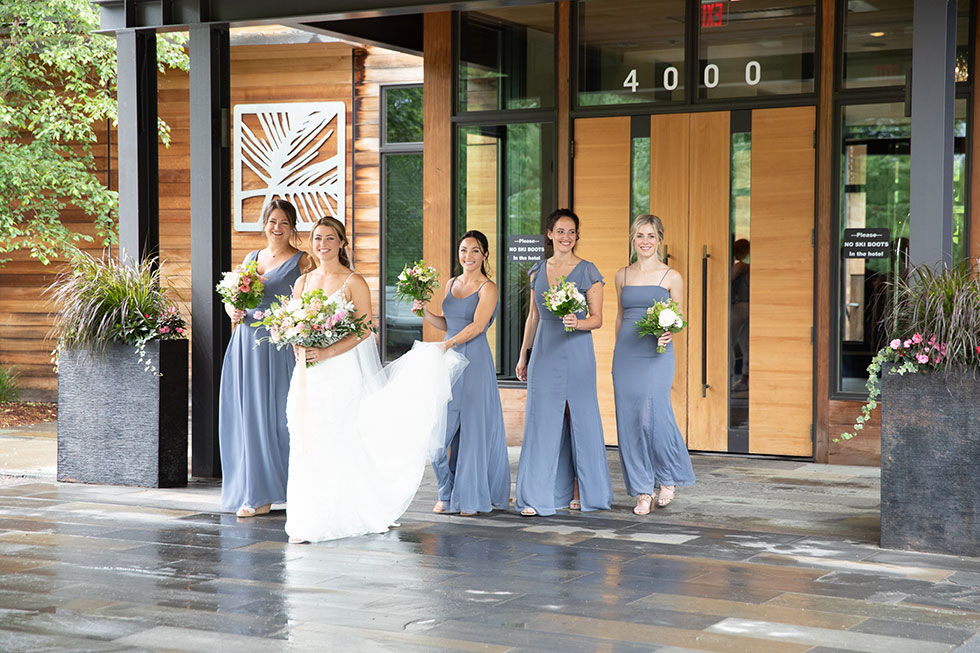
[234,101,346,231]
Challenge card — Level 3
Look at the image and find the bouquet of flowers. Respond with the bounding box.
[251,288,372,367]
[394,260,439,317]
[216,261,264,310]
[542,275,587,332]
[636,299,686,353]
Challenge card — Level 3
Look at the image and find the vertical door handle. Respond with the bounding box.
[663,244,670,261]
[701,245,710,398]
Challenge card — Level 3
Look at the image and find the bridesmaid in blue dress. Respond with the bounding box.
[219,199,306,517]
[612,214,695,515]
[514,209,613,516]
[415,230,511,515]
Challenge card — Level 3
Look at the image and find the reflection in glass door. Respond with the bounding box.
[456,123,555,376]
[728,116,751,445]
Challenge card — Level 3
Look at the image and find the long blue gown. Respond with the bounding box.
[612,272,695,496]
[431,280,511,514]
[219,250,302,511]
[515,259,613,516]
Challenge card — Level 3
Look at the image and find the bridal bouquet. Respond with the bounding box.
[542,275,587,332]
[636,299,686,353]
[394,261,439,317]
[216,261,264,310]
[251,288,372,367]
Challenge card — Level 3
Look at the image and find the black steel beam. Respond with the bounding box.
[116,29,160,264]
[910,0,956,268]
[96,0,547,32]
[300,15,424,56]
[189,24,232,478]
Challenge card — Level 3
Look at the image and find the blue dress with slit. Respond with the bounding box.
[430,279,511,514]
[515,259,613,515]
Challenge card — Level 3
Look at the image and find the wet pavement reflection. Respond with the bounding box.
[0,452,979,651]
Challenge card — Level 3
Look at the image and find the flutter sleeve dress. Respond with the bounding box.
[515,259,613,516]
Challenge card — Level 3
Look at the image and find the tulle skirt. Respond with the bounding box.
[284,337,467,542]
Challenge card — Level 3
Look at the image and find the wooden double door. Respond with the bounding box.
[572,107,815,457]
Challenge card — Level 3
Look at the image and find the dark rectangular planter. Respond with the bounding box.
[880,364,980,557]
[57,339,188,488]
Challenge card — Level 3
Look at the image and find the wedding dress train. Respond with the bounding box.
[284,335,466,542]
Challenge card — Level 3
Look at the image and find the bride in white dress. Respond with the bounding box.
[285,216,465,543]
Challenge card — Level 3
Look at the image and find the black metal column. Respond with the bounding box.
[116,29,160,263]
[910,0,957,268]
[189,24,232,478]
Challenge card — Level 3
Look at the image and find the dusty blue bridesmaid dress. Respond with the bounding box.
[431,279,511,514]
[515,259,613,515]
[219,250,303,511]
[612,269,695,496]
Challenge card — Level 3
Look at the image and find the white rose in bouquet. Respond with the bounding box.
[658,308,678,329]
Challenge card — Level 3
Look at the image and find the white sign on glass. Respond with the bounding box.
[622,61,763,93]
[233,101,346,232]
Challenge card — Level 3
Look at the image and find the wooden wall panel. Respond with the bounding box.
[1,40,423,401]
[687,112,730,452]
[650,114,691,442]
[422,12,453,343]
[748,106,815,456]
[572,116,631,445]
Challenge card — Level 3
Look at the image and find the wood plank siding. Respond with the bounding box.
[0,41,422,401]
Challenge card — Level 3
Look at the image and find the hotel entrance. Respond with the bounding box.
[573,106,815,456]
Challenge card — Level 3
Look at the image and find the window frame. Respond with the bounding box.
[379,83,425,363]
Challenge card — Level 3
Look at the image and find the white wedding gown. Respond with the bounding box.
[284,325,467,542]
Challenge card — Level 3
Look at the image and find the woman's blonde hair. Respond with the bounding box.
[629,214,665,262]
[309,216,352,270]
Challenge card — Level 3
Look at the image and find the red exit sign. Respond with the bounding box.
[701,1,728,28]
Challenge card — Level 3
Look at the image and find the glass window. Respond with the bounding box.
[458,6,555,112]
[385,86,423,144]
[382,153,424,361]
[380,85,424,362]
[577,0,686,106]
[457,122,555,377]
[835,100,968,394]
[697,0,816,99]
[842,0,971,89]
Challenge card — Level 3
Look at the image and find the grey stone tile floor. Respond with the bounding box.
[1,448,979,652]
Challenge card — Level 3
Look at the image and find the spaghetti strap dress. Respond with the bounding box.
[218,249,302,512]
[515,259,613,516]
[430,279,511,514]
[612,268,695,496]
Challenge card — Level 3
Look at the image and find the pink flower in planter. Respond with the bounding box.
[159,326,170,334]
[890,338,902,350]
[176,328,183,334]
[903,339,912,348]
[916,352,929,364]
[912,333,923,344]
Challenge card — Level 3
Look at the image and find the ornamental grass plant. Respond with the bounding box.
[840,259,980,440]
[46,249,186,373]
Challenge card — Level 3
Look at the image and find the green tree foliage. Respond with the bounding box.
[0,0,188,265]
